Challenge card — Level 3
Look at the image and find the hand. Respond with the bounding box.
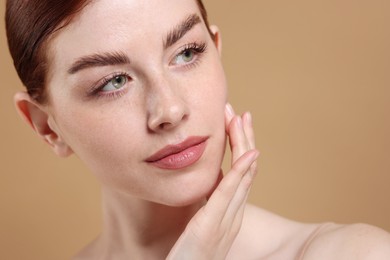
[167,103,258,260]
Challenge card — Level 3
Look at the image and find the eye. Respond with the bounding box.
[172,42,207,66]
[101,75,128,92]
[175,49,195,65]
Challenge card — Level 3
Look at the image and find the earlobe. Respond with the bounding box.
[209,25,222,56]
[14,91,73,157]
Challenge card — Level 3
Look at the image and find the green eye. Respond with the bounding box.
[102,75,128,91]
[182,50,194,62]
[175,49,195,65]
[171,42,207,66]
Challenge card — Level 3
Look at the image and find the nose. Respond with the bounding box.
[147,80,189,132]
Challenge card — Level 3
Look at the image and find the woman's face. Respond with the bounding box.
[45,0,227,206]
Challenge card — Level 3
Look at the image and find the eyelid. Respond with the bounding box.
[88,72,131,97]
[170,41,207,67]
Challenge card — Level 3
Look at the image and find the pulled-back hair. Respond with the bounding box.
[6,0,212,104]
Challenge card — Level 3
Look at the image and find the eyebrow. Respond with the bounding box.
[68,51,131,74]
[163,14,201,49]
[67,14,201,75]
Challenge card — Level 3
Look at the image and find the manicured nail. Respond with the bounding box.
[226,103,234,116]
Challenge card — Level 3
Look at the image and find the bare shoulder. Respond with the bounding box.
[228,204,323,259]
[302,223,390,260]
[229,204,390,260]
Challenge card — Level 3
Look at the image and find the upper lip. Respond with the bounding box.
[145,136,209,162]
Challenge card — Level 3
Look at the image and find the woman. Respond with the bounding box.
[6,0,390,259]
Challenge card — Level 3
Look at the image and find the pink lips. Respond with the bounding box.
[145,136,209,170]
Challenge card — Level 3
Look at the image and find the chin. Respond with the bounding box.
[160,173,219,208]
[155,133,226,207]
[159,152,225,207]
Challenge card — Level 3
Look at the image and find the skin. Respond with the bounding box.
[14,0,390,259]
[41,0,226,207]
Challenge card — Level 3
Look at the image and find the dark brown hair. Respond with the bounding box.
[5,0,212,104]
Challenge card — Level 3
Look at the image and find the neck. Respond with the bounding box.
[98,187,205,259]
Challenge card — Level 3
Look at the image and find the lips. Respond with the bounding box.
[145,136,209,170]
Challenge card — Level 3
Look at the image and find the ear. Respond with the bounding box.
[14,91,73,157]
[209,25,222,56]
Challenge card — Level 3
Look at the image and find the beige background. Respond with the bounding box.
[1,0,389,259]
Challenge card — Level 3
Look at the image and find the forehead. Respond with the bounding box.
[48,0,202,75]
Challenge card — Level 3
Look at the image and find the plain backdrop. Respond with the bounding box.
[1,1,389,259]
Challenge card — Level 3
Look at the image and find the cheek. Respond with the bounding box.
[55,106,144,174]
[198,62,228,123]
[196,62,228,153]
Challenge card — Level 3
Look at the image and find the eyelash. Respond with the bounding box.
[174,42,207,68]
[87,41,208,100]
[88,72,131,99]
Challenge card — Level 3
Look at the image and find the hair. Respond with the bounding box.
[5,0,212,104]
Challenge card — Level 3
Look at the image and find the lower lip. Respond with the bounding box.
[148,141,207,170]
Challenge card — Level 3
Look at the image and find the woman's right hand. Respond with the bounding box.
[167,103,258,260]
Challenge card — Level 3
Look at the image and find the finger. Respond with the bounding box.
[229,116,250,164]
[225,102,235,133]
[242,112,255,150]
[203,149,259,224]
[223,156,257,228]
[229,187,250,237]
[225,103,250,165]
[223,117,258,229]
[242,112,257,177]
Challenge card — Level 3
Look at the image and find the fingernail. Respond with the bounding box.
[252,150,260,160]
[244,112,252,126]
[226,103,234,116]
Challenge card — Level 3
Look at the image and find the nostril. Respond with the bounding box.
[158,121,170,130]
[158,112,187,130]
[148,105,188,132]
